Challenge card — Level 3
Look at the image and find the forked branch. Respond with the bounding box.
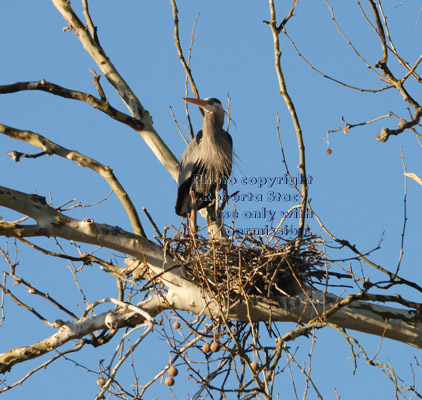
[51,0,179,179]
[0,122,145,236]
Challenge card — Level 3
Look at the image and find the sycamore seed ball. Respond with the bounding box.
[173,321,181,329]
[210,341,221,353]
[168,366,178,377]
[165,377,175,386]
[250,362,259,373]
[202,343,211,353]
[97,377,106,387]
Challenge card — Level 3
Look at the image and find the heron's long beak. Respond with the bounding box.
[182,97,208,109]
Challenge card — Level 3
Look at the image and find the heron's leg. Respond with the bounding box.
[189,208,197,234]
[221,182,228,211]
[188,189,198,235]
[215,185,221,215]
[214,184,222,228]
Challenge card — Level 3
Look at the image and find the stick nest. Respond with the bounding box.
[166,233,328,299]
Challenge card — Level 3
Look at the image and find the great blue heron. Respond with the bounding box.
[175,97,233,233]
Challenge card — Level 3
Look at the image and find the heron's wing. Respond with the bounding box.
[177,130,203,186]
[175,129,233,216]
[222,129,233,176]
[175,177,192,216]
[175,131,203,216]
[224,130,233,148]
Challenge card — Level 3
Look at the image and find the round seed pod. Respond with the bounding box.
[97,377,106,387]
[250,362,259,373]
[168,366,178,377]
[165,377,175,386]
[210,341,221,353]
[202,342,211,353]
[173,321,181,329]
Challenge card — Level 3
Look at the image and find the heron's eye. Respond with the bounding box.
[208,98,221,106]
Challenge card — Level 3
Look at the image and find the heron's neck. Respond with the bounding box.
[200,111,231,178]
[203,112,224,135]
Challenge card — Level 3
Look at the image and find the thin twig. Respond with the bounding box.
[394,148,408,278]
[284,30,391,93]
[325,0,387,83]
[82,0,99,43]
[142,207,163,240]
[0,122,145,237]
[266,0,308,241]
[96,322,154,399]
[0,342,85,394]
[170,105,189,145]
[170,0,203,118]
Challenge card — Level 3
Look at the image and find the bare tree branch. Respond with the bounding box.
[266,0,308,241]
[0,122,145,236]
[1,3,422,395]
[1,185,421,378]
[81,0,98,43]
[0,185,183,280]
[51,0,179,179]
[170,0,202,117]
[0,80,144,130]
[375,110,422,142]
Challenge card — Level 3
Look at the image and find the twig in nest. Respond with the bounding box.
[166,233,328,299]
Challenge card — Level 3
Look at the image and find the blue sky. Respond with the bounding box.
[1,1,422,399]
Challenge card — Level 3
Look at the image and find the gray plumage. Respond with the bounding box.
[175,98,233,222]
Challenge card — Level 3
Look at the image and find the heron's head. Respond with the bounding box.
[201,98,223,113]
[182,97,225,127]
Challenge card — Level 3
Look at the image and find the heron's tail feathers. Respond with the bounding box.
[175,179,191,217]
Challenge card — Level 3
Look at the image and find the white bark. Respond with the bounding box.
[141,288,422,348]
[51,0,179,180]
[1,184,421,375]
[0,185,184,283]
